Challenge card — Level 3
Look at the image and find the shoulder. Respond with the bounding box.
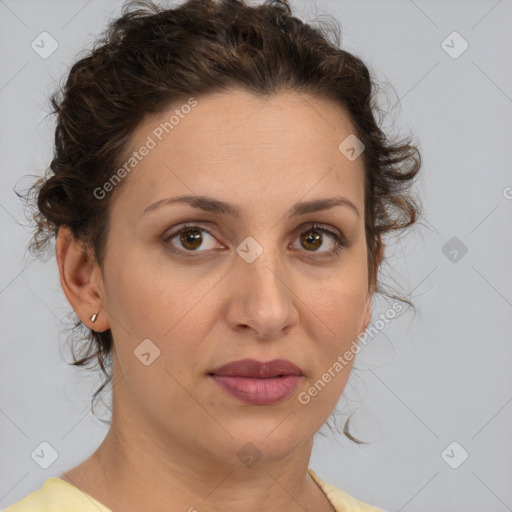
[1,480,50,512]
[2,477,111,512]
[308,468,389,512]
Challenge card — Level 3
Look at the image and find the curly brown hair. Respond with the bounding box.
[21,0,422,443]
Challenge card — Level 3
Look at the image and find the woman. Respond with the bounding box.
[6,0,421,510]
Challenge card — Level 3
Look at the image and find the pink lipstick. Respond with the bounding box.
[208,359,304,406]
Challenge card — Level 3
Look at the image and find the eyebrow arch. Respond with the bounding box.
[141,194,360,219]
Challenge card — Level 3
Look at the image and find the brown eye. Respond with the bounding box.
[179,228,203,250]
[164,224,219,256]
[300,230,323,251]
[164,222,346,259]
[291,224,346,256]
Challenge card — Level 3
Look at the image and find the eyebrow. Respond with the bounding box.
[141,194,360,219]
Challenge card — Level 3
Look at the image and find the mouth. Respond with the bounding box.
[208,359,304,406]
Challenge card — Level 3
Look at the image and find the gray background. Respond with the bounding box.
[1,0,511,511]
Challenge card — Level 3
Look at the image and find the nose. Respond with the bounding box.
[224,242,299,341]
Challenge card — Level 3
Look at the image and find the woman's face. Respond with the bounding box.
[89,89,372,467]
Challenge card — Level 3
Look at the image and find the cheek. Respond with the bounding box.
[299,287,364,417]
[300,261,368,397]
[103,258,207,405]
[104,251,218,366]
[104,245,185,332]
[306,260,368,336]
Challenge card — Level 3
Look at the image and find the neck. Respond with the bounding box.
[61,407,332,512]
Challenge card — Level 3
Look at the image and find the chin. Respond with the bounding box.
[203,420,312,467]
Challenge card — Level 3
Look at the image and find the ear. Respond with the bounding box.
[360,238,385,335]
[55,226,110,332]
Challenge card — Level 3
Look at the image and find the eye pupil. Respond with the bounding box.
[302,230,322,250]
[180,229,202,250]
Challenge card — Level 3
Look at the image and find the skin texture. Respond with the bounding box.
[56,88,382,512]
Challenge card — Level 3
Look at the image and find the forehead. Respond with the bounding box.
[110,89,365,221]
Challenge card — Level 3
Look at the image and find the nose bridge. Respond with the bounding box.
[229,232,297,339]
[237,234,284,298]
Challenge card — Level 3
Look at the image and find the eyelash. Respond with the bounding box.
[163,222,347,259]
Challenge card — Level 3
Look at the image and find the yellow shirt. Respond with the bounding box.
[2,468,387,512]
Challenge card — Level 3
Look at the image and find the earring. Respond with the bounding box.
[90,310,100,323]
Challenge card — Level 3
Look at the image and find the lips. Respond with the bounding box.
[208,359,304,405]
[209,358,304,378]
